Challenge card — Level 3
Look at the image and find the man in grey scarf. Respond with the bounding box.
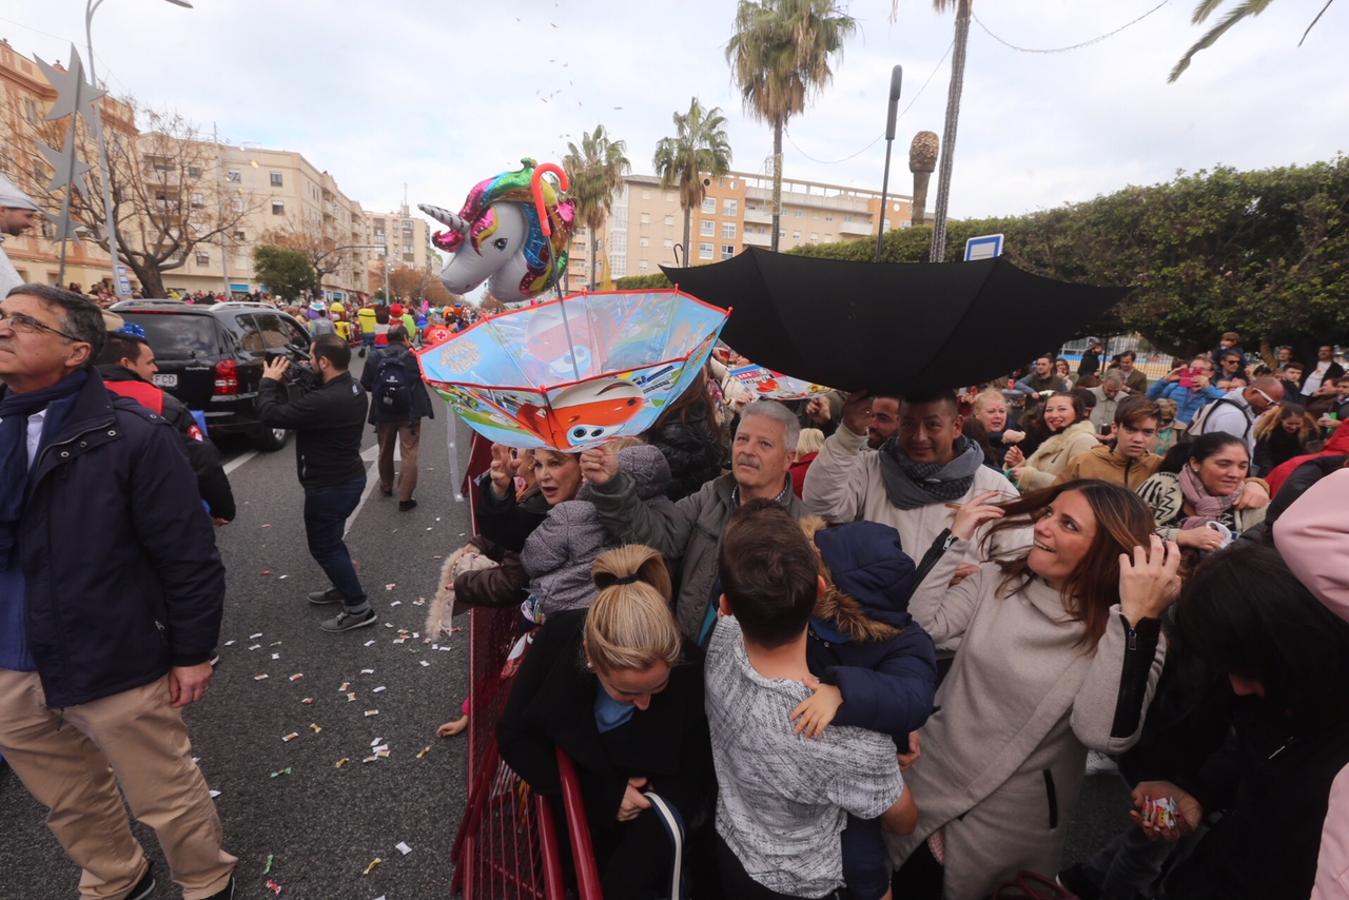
[803,389,1023,568]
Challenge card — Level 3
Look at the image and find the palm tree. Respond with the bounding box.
[726,0,857,253]
[653,97,733,264]
[562,125,631,291]
[1170,0,1336,82]
[923,0,971,262]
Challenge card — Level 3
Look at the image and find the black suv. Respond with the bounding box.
[111,300,313,450]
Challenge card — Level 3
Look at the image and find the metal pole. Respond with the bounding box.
[56,70,85,285]
[215,124,229,296]
[875,65,903,263]
[85,0,127,299]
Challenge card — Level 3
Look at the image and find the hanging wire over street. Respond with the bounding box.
[972,0,1171,54]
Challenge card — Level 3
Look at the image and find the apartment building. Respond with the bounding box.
[0,40,131,290]
[368,206,434,273]
[567,170,912,287]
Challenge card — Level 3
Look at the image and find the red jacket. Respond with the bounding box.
[1268,421,1349,497]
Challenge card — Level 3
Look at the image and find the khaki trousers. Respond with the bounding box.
[377,419,421,501]
[0,669,236,899]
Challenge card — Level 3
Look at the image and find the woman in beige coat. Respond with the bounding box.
[887,480,1178,900]
[1005,392,1101,491]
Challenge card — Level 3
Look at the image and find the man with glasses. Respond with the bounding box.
[1193,375,1286,459]
[0,175,41,298]
[0,285,236,899]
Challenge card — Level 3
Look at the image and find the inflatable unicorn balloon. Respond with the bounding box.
[419,159,576,304]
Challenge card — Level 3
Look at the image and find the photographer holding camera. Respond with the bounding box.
[257,334,375,633]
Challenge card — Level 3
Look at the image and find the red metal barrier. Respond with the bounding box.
[450,434,601,898]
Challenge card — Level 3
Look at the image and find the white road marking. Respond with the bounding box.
[343,443,384,537]
[222,451,257,476]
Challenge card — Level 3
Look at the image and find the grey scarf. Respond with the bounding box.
[878,436,985,510]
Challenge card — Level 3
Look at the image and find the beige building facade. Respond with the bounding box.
[0,40,131,291]
[567,170,912,287]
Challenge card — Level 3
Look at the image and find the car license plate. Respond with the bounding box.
[152,374,178,388]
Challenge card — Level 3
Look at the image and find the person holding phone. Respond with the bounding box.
[1147,356,1224,428]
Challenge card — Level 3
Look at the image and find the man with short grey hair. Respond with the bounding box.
[0,175,42,298]
[1089,372,1127,431]
[581,399,805,644]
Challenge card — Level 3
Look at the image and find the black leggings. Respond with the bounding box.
[891,839,945,899]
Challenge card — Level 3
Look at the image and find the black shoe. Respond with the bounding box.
[1056,862,1101,900]
[203,875,236,900]
[307,588,343,606]
[398,499,418,512]
[126,863,156,900]
[320,608,377,633]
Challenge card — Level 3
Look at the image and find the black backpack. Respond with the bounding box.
[374,350,413,416]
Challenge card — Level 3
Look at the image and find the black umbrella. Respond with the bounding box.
[663,248,1129,395]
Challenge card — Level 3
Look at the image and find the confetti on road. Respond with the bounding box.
[308,723,322,734]
[224,640,236,646]
[339,681,351,691]
[364,709,379,717]
[395,841,412,856]
[390,600,402,607]
[362,755,379,764]
[413,598,426,606]
[248,644,262,651]
[269,767,292,778]
[260,570,272,577]
[265,878,282,894]
[347,692,357,702]
[334,758,350,769]
[263,853,274,875]
[253,674,269,681]
[278,575,289,580]
[416,746,431,760]
[419,660,431,667]
[371,737,383,746]
[288,673,303,682]
[372,686,386,693]
[364,640,376,647]
[209,789,222,798]
[360,669,374,675]
[301,697,314,705]
[384,583,396,591]
[281,732,299,743]
[271,653,281,660]
[250,633,263,639]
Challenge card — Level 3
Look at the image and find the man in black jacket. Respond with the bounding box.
[360,325,433,511]
[257,333,374,632]
[96,327,237,522]
[0,285,235,900]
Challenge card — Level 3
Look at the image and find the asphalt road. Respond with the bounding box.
[0,358,1136,898]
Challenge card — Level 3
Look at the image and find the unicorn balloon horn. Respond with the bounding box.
[420,159,577,304]
[419,203,469,236]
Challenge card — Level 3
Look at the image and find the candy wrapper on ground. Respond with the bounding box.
[418,288,728,451]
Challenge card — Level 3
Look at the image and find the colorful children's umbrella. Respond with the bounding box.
[729,363,835,401]
[416,289,729,451]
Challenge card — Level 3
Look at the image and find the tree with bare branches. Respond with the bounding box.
[29,104,262,297]
[257,223,348,290]
[368,259,459,307]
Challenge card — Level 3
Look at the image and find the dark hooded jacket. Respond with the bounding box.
[805,520,938,744]
[645,404,725,502]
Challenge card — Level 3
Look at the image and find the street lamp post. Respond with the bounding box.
[85,0,192,299]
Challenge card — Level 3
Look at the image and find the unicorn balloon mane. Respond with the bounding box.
[419,158,576,304]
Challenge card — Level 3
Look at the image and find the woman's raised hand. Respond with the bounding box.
[1118,534,1182,624]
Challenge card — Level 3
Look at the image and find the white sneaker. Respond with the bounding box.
[1085,750,1119,776]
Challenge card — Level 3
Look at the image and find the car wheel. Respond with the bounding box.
[253,425,288,451]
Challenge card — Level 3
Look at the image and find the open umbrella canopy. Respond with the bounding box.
[417,289,728,451]
[664,248,1128,395]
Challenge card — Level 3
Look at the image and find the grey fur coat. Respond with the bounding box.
[522,445,673,618]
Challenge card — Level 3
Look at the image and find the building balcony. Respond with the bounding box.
[743,230,772,248]
[837,219,873,236]
[744,206,772,225]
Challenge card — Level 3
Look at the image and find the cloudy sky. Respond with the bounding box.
[6,0,1346,226]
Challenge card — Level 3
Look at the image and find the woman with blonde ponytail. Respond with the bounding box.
[498,545,714,898]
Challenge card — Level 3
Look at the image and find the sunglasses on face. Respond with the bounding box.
[1251,388,1276,407]
[0,308,83,342]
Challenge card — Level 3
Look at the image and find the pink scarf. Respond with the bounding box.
[1178,464,1239,529]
